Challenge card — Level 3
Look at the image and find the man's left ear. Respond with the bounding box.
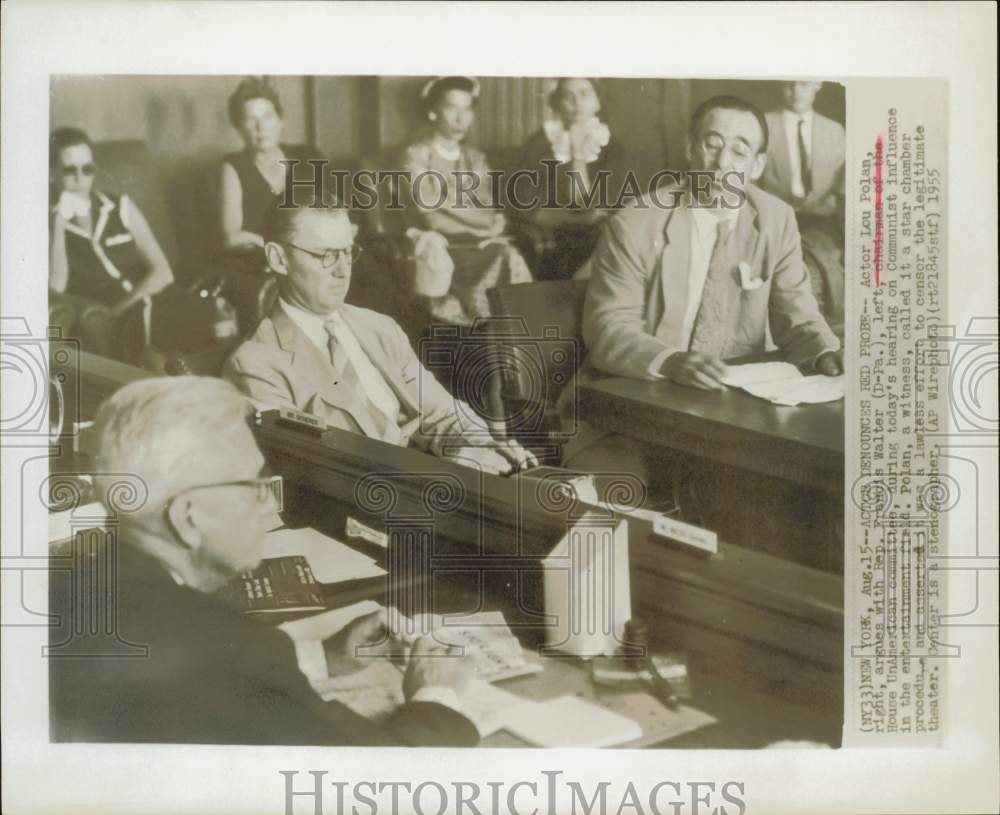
[264,241,289,277]
[350,222,359,241]
[749,153,768,183]
[165,494,204,552]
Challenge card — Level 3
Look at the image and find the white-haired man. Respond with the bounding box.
[49,376,478,746]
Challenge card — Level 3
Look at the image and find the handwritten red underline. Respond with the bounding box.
[873,135,884,288]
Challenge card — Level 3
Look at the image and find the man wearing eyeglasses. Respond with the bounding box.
[49,376,479,746]
[562,95,841,477]
[223,192,536,475]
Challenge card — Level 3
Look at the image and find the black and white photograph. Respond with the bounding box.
[2,3,997,815]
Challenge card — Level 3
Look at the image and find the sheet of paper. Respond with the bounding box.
[461,679,525,737]
[721,363,844,406]
[720,361,803,387]
[278,599,383,643]
[742,374,846,405]
[391,611,543,682]
[500,695,643,748]
[48,501,111,545]
[264,527,386,583]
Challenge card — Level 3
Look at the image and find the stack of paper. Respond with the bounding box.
[393,611,543,682]
[501,695,643,748]
[279,601,528,736]
[264,527,386,584]
[722,362,844,406]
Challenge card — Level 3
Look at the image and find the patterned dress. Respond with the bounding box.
[400,136,532,325]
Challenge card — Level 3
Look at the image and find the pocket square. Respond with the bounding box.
[739,261,763,290]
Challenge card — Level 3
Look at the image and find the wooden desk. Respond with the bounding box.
[57,351,845,747]
[577,372,845,572]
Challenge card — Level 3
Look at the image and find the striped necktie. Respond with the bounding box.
[323,318,397,442]
[688,219,736,357]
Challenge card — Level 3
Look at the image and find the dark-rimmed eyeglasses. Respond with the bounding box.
[61,163,96,178]
[284,242,363,268]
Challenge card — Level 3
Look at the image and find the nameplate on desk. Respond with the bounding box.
[272,408,327,436]
[346,516,388,549]
[652,515,718,555]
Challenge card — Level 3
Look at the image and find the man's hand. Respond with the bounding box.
[490,439,538,472]
[444,440,537,476]
[660,352,729,389]
[816,350,844,377]
[322,610,395,677]
[402,636,473,701]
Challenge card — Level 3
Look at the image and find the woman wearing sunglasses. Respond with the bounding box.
[49,127,173,356]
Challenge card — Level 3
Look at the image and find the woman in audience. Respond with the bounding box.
[220,77,324,262]
[49,126,174,358]
[517,77,629,280]
[400,76,532,325]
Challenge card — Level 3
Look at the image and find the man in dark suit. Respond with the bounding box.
[49,375,478,746]
[562,95,842,488]
[223,194,536,476]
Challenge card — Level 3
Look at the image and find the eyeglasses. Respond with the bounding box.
[284,242,363,268]
[167,473,282,508]
[61,163,96,178]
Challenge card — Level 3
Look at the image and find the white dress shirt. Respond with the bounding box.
[647,206,741,377]
[279,299,401,439]
[782,109,814,199]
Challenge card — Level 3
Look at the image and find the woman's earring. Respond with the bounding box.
[428,112,437,121]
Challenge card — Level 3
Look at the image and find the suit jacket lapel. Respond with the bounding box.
[340,309,421,420]
[770,114,792,192]
[270,303,383,439]
[811,115,834,195]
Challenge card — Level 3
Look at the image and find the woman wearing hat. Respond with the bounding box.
[399,76,532,325]
[516,77,630,280]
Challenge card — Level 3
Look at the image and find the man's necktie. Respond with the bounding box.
[798,118,812,197]
[688,219,736,357]
[323,319,396,442]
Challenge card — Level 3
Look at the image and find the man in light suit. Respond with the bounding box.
[562,95,842,481]
[759,81,846,328]
[50,376,479,746]
[223,193,535,476]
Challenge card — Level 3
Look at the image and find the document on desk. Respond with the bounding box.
[393,611,543,683]
[722,363,845,406]
[263,527,386,584]
[501,695,643,748]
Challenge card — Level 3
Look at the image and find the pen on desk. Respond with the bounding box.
[645,657,680,711]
